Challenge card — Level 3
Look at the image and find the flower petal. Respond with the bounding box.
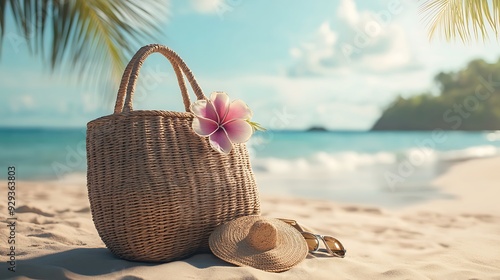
[224,100,253,122]
[192,117,219,137]
[210,92,230,122]
[190,100,219,122]
[208,128,233,154]
[223,119,253,143]
[190,100,207,117]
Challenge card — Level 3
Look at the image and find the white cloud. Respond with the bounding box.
[21,95,35,108]
[315,102,380,128]
[9,94,36,112]
[189,0,226,14]
[0,68,81,90]
[359,25,414,72]
[337,0,360,26]
[318,21,338,46]
[186,0,244,19]
[288,21,339,77]
[190,0,219,13]
[193,69,430,130]
[81,92,101,113]
[288,0,419,76]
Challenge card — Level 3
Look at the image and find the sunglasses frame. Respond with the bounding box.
[301,231,346,258]
[278,218,346,258]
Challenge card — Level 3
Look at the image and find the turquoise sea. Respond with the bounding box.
[1,128,500,207]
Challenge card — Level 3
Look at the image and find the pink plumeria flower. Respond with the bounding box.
[190,92,264,154]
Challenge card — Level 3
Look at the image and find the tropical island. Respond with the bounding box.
[371,58,500,131]
[306,126,328,132]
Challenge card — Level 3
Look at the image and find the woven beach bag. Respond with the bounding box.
[86,44,260,262]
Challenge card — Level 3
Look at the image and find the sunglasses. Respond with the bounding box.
[279,218,346,258]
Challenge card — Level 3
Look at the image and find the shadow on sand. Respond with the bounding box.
[6,248,231,279]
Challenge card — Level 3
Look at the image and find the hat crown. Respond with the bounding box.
[247,220,278,251]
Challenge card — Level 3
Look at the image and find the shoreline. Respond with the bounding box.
[0,156,499,279]
[2,154,495,211]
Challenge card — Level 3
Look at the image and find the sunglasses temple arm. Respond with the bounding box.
[279,218,305,232]
[319,236,346,258]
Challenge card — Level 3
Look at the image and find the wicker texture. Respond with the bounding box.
[86,44,260,262]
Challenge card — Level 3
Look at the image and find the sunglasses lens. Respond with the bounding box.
[301,232,319,251]
[323,236,346,257]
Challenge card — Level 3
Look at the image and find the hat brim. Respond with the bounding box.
[209,215,309,272]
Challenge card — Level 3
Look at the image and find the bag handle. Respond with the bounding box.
[114,44,205,114]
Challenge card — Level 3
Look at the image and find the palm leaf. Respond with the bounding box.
[0,0,169,92]
[419,0,500,42]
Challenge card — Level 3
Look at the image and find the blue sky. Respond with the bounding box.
[1,0,499,129]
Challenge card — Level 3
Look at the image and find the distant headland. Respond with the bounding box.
[371,58,500,131]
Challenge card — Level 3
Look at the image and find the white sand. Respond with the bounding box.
[1,157,500,279]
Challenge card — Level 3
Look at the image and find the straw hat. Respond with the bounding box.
[209,215,309,272]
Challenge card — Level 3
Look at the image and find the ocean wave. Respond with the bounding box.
[251,145,500,174]
[252,151,396,174]
[439,145,500,161]
[486,131,500,141]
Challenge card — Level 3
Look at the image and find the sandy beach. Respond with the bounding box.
[1,156,500,280]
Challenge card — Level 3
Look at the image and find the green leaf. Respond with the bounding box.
[0,0,169,92]
[247,120,267,132]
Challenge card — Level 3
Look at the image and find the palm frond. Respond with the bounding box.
[493,0,500,35]
[419,0,500,42]
[0,1,6,53]
[0,0,169,92]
